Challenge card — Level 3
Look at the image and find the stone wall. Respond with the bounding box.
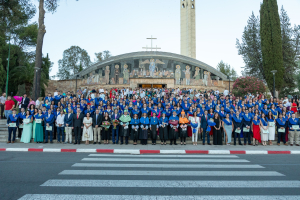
[45,79,232,94]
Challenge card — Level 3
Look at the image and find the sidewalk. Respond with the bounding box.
[1,143,300,154]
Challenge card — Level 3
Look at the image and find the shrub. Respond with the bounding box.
[232,76,266,97]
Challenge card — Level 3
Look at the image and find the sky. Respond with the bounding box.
[29,0,300,77]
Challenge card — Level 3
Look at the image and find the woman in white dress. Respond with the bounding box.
[267,111,275,145]
[260,113,269,146]
[82,112,93,145]
[189,111,200,145]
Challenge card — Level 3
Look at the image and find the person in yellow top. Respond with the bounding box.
[179,111,189,145]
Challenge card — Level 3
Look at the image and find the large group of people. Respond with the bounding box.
[2,87,300,146]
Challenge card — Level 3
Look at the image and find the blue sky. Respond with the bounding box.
[29,0,300,77]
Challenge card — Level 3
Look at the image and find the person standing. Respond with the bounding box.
[233,111,243,146]
[73,108,84,145]
[34,109,44,143]
[82,112,93,145]
[222,113,233,145]
[267,111,275,145]
[56,110,65,143]
[213,113,222,145]
[189,111,200,145]
[44,109,55,143]
[64,108,73,144]
[276,113,287,146]
[0,93,6,119]
[17,108,26,139]
[111,109,120,144]
[252,115,261,146]
[119,110,132,145]
[159,112,168,145]
[7,109,19,143]
[20,110,33,143]
[130,114,140,145]
[242,109,252,145]
[4,96,15,119]
[150,112,159,145]
[201,110,210,145]
[20,93,29,110]
[92,109,102,144]
[179,111,189,145]
[101,112,111,144]
[288,113,300,146]
[139,112,149,145]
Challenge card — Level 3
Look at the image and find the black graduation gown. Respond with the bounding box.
[130,125,139,140]
[139,124,148,140]
[159,125,169,140]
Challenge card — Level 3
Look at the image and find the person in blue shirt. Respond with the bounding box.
[242,109,252,145]
[7,109,19,143]
[168,110,179,145]
[233,111,243,146]
[139,111,149,145]
[159,111,169,145]
[64,108,74,144]
[44,109,55,143]
[288,113,300,146]
[17,108,26,139]
[276,113,287,146]
[130,113,140,145]
[150,112,159,145]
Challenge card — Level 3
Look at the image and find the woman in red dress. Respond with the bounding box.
[252,115,261,146]
[187,107,193,137]
[291,99,298,116]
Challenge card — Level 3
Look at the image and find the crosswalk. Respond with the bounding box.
[19,154,300,200]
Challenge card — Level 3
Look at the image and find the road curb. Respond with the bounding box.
[0,148,299,154]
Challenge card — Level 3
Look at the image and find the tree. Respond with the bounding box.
[279,7,299,96]
[236,12,264,80]
[32,0,59,100]
[260,0,284,94]
[0,59,5,93]
[94,50,112,62]
[10,63,49,95]
[56,46,91,80]
[216,60,238,80]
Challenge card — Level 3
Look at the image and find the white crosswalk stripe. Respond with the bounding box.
[19,154,299,199]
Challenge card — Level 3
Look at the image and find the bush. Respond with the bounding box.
[232,76,266,97]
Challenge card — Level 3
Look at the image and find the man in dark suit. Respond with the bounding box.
[92,109,103,144]
[111,109,120,144]
[201,110,211,145]
[73,108,84,144]
[21,93,29,110]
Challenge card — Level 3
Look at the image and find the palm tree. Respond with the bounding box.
[11,63,49,96]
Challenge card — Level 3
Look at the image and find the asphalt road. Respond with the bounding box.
[0,152,300,200]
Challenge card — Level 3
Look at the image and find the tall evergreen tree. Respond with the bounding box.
[216,60,238,80]
[280,6,298,96]
[260,0,284,94]
[236,12,263,79]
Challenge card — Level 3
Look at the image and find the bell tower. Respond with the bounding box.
[180,0,196,59]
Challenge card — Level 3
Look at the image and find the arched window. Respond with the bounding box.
[182,3,185,8]
[192,4,194,8]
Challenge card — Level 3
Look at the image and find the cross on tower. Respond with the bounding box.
[142,35,161,51]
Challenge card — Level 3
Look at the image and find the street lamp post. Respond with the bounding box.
[271,70,277,98]
[34,67,39,100]
[5,27,11,100]
[227,75,231,93]
[75,74,79,97]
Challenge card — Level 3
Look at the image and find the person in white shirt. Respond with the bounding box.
[215,89,220,95]
[140,90,145,98]
[223,88,229,96]
[56,110,65,143]
[99,88,104,93]
[54,89,58,97]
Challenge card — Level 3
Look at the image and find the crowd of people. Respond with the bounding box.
[1,87,300,146]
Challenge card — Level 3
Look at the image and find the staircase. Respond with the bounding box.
[0,120,7,143]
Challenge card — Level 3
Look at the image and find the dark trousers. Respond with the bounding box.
[0,104,4,119]
[234,132,242,145]
[244,131,252,144]
[141,139,147,145]
[152,139,156,144]
[8,127,17,142]
[170,139,177,144]
[203,131,210,144]
[112,127,119,143]
[120,136,128,144]
[53,124,57,139]
[74,126,81,143]
[277,131,286,144]
[161,139,166,142]
[45,126,53,142]
[57,127,65,142]
[18,127,23,138]
[181,137,186,142]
